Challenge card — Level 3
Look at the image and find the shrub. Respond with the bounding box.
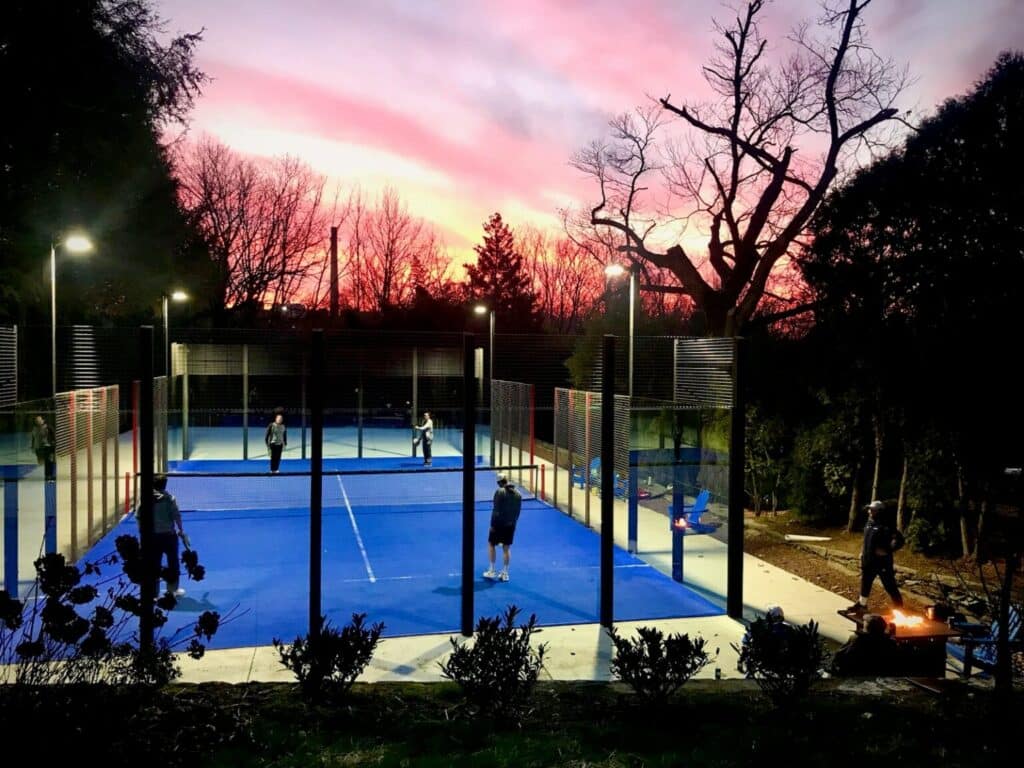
[274,613,384,701]
[904,517,946,555]
[734,617,826,709]
[439,605,547,720]
[0,536,220,688]
[608,626,714,704]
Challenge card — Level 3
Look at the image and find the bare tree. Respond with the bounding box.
[344,187,441,312]
[176,137,331,310]
[572,0,906,335]
[519,225,604,333]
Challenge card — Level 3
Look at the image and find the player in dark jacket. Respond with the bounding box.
[483,474,522,582]
[849,500,904,613]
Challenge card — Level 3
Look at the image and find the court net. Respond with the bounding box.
[157,465,543,517]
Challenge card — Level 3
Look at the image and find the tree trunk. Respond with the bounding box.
[870,414,883,502]
[847,460,863,533]
[959,508,971,560]
[955,458,970,558]
[897,453,909,531]
[751,471,761,516]
[972,498,987,560]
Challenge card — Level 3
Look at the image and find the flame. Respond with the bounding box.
[890,609,924,628]
[673,518,689,530]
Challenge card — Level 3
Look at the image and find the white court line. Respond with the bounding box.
[334,562,653,585]
[337,475,376,583]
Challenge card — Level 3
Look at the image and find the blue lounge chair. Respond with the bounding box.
[571,457,600,489]
[947,605,1023,677]
[668,489,718,534]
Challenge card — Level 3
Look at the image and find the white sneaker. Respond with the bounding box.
[483,569,498,579]
[499,572,509,582]
[173,588,186,597]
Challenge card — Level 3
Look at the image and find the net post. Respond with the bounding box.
[529,384,535,467]
[138,326,156,652]
[600,335,615,629]
[461,333,476,637]
[86,388,94,549]
[132,380,139,507]
[70,390,77,561]
[727,336,746,620]
[310,329,325,642]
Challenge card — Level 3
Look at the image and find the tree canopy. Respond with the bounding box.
[0,0,212,324]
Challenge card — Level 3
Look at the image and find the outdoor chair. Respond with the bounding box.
[947,605,1023,678]
[668,489,718,534]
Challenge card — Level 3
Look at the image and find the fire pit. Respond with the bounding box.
[837,606,962,676]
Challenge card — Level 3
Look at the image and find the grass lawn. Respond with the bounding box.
[3,679,1020,767]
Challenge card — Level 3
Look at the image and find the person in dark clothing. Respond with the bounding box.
[151,474,186,597]
[849,500,904,613]
[831,613,902,676]
[484,473,523,582]
[31,415,55,481]
[265,413,287,473]
[413,410,433,466]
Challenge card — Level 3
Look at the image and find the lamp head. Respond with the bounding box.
[604,263,626,278]
[64,234,93,254]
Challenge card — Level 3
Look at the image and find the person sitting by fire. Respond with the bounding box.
[849,500,905,614]
[831,613,901,677]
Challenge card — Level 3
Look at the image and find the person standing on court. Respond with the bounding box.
[849,500,905,613]
[484,473,522,582]
[31,414,55,481]
[151,474,186,597]
[265,412,287,473]
[413,410,433,466]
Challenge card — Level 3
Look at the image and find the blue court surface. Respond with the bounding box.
[74,456,723,650]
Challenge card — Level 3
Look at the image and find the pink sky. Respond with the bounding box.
[162,0,1023,259]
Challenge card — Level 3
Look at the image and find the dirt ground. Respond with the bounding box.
[742,509,1019,617]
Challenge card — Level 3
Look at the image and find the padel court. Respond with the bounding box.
[79,455,724,650]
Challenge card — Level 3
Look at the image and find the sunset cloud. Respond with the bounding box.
[164,0,1023,259]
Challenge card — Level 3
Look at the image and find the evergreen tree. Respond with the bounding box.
[464,213,538,331]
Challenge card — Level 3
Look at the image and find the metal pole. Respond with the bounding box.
[329,226,339,319]
[309,329,324,640]
[182,345,189,460]
[162,294,169,378]
[242,344,249,460]
[51,244,57,397]
[727,336,745,620]
[600,334,615,629]
[461,333,476,636]
[488,310,495,465]
[411,347,418,457]
[628,265,638,397]
[138,326,155,651]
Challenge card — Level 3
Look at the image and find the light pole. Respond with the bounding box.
[474,304,495,464]
[50,233,93,397]
[604,263,639,396]
[162,290,188,379]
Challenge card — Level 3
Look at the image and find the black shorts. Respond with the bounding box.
[489,524,516,546]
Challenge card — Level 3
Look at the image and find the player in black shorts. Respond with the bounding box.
[483,473,522,582]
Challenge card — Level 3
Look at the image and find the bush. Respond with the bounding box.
[904,517,946,555]
[0,537,220,687]
[274,613,384,701]
[439,605,547,720]
[608,626,714,704]
[734,617,826,709]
